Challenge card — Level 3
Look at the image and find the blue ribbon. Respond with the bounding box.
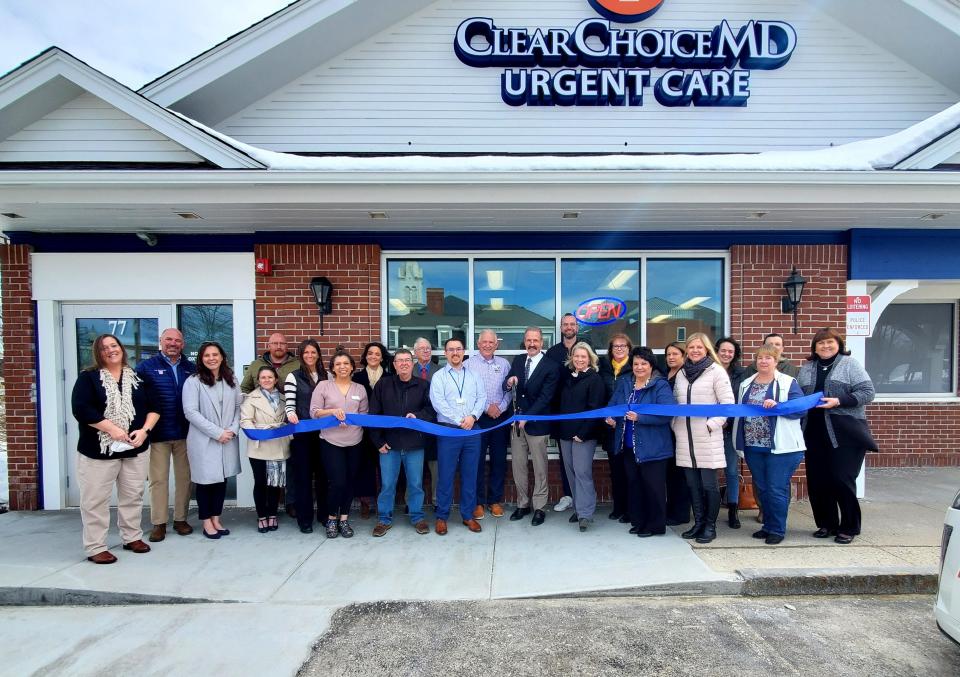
[243,392,824,441]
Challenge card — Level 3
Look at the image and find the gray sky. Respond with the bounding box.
[0,0,294,88]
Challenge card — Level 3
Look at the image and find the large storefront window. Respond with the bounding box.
[76,318,159,371]
[646,259,724,348]
[866,303,955,394]
[474,259,556,350]
[179,304,234,363]
[387,259,468,351]
[561,259,640,350]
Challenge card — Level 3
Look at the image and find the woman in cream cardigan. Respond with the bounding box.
[672,333,735,544]
[732,345,806,545]
[241,365,291,533]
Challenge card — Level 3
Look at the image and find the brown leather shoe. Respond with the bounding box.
[462,519,482,533]
[435,518,447,535]
[148,524,166,542]
[414,520,429,535]
[87,551,117,564]
[490,503,504,518]
[372,522,392,537]
[360,500,371,520]
[473,505,485,520]
[173,521,194,536]
[122,539,151,554]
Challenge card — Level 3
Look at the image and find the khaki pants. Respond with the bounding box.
[77,452,148,556]
[148,439,191,524]
[510,429,549,510]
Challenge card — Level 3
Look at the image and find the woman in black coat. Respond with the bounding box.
[352,341,393,518]
[556,342,606,532]
[597,332,633,523]
[716,336,748,528]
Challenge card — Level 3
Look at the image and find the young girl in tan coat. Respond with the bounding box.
[672,333,735,544]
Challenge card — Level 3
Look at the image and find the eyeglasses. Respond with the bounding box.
[394,358,413,364]
[445,347,464,353]
[612,344,628,349]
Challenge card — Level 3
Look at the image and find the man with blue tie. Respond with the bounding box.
[429,337,486,535]
[505,327,560,526]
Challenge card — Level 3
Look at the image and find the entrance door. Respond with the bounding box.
[62,304,173,506]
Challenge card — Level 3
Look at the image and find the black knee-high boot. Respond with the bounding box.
[697,490,722,543]
[682,489,705,539]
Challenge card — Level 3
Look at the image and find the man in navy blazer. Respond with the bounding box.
[504,326,560,525]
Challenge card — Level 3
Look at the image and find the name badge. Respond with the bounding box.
[493,365,501,373]
[456,398,466,405]
[351,395,361,401]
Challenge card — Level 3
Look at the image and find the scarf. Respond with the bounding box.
[682,356,714,384]
[260,387,281,410]
[611,356,628,378]
[266,460,286,488]
[98,367,138,455]
[366,365,384,388]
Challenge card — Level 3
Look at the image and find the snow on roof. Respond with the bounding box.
[176,101,960,173]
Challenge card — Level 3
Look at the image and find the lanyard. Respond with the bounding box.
[447,368,466,400]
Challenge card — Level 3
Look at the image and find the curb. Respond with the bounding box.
[737,567,939,596]
[0,587,232,607]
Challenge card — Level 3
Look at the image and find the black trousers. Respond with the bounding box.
[805,443,866,535]
[606,448,629,517]
[352,432,379,500]
[321,439,363,518]
[665,455,691,523]
[196,481,226,520]
[249,458,282,519]
[292,433,327,528]
[684,467,720,524]
[623,455,668,534]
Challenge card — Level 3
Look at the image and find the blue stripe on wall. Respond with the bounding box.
[850,229,960,280]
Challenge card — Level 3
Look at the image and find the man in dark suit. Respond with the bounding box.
[505,326,560,526]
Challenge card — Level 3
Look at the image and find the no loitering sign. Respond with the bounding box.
[846,296,871,337]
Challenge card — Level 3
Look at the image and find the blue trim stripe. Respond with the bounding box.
[850,229,960,280]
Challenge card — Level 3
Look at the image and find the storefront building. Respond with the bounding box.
[1,0,959,510]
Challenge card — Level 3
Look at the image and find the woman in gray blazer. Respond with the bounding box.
[183,341,242,539]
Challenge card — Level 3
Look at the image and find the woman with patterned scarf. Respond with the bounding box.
[71,334,160,564]
[598,332,633,523]
[241,365,291,533]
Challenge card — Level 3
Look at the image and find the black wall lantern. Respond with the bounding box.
[780,266,807,334]
[309,276,334,335]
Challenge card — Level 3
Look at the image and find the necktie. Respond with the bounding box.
[525,356,532,383]
[420,365,427,380]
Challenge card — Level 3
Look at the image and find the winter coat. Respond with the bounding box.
[240,388,291,461]
[732,371,806,455]
[368,373,435,451]
[135,354,196,442]
[672,362,735,469]
[182,374,242,484]
[555,368,605,442]
[797,354,876,450]
[240,351,301,394]
[609,374,675,464]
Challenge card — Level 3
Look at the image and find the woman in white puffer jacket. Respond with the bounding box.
[672,333,735,544]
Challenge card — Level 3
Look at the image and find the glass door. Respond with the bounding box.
[62,304,173,506]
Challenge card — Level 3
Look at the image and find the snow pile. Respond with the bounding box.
[180,101,960,173]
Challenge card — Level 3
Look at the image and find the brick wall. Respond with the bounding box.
[867,402,960,467]
[730,244,848,500]
[0,244,38,510]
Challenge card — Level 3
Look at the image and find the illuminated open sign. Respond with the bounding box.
[575,297,627,326]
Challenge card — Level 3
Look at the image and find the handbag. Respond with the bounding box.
[737,458,758,510]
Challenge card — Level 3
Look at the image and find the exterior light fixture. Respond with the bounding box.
[780,266,807,334]
[136,232,158,247]
[310,276,334,335]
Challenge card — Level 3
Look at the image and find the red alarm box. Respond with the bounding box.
[255,258,272,275]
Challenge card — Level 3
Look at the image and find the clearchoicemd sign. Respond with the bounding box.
[453,0,797,107]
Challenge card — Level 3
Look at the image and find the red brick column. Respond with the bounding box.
[1,244,39,510]
[253,244,381,356]
[730,244,848,499]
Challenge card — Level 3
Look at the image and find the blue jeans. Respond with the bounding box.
[377,449,425,525]
[436,435,481,521]
[744,449,804,537]
[723,428,739,503]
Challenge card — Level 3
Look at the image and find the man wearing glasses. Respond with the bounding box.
[429,338,486,535]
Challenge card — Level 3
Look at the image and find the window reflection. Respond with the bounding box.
[178,304,233,363]
[646,259,724,349]
[561,260,640,351]
[866,303,954,394]
[76,318,158,371]
[474,260,556,350]
[387,260,468,351]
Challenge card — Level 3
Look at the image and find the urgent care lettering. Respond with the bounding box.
[454,15,797,107]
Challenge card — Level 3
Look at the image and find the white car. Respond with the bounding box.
[936,489,960,645]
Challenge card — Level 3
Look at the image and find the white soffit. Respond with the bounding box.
[0,49,263,168]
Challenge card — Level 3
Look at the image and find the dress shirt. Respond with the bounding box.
[161,354,182,385]
[523,352,545,383]
[465,354,512,413]
[429,364,486,425]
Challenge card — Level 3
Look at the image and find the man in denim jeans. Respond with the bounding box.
[368,348,435,536]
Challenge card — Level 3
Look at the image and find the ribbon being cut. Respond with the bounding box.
[243,392,825,441]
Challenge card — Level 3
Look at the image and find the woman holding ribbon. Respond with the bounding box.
[310,348,369,539]
[672,333,735,544]
[598,332,633,523]
[797,328,876,545]
[732,345,806,545]
[662,341,691,526]
[241,365,291,533]
[606,346,675,537]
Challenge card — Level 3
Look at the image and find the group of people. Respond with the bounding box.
[71,320,876,564]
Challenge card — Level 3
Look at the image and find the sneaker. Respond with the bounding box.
[338,520,354,538]
[325,519,338,539]
[490,503,504,518]
[473,505,485,520]
[554,496,573,512]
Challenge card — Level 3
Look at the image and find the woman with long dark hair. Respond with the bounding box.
[284,339,328,534]
[183,341,242,539]
[716,336,747,528]
[311,349,369,538]
[797,328,876,544]
[71,334,160,563]
[352,341,393,519]
[598,333,633,523]
[663,341,691,526]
